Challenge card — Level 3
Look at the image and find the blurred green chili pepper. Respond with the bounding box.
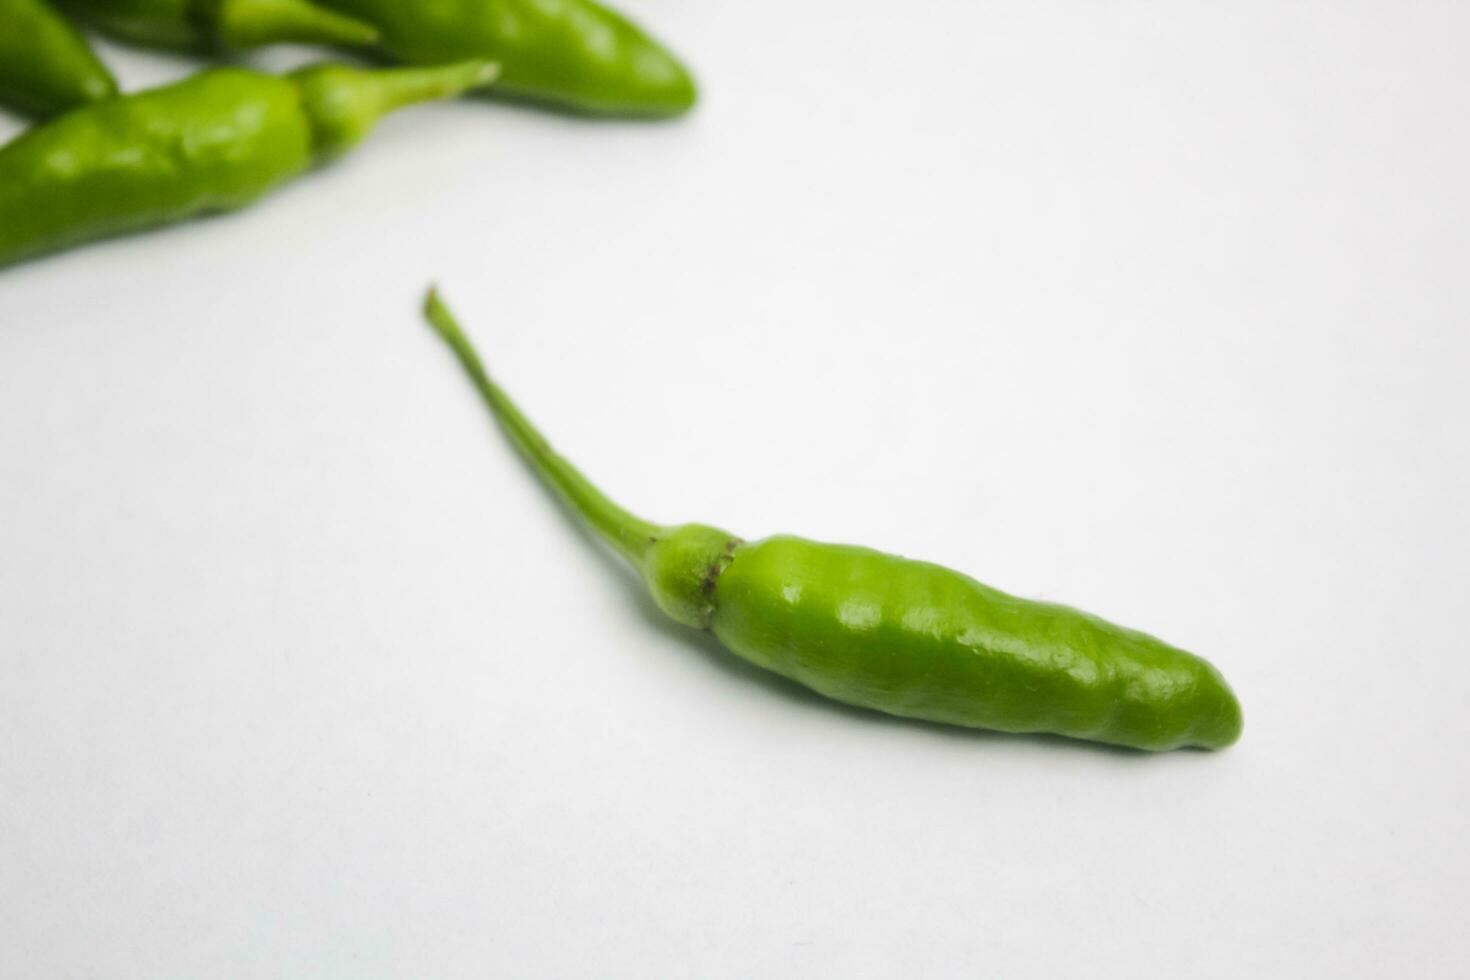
[0,60,496,268]
[0,0,117,118]
[63,0,379,51]
[423,292,1244,752]
[314,0,696,117]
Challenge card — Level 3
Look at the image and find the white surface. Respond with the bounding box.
[2,2,1468,976]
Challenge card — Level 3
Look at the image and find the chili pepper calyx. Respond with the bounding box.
[642,524,740,629]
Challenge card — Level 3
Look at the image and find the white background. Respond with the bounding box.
[2,1,1467,976]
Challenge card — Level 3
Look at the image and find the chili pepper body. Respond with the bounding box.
[0,60,496,267]
[711,537,1241,750]
[63,0,379,51]
[314,0,696,117]
[422,293,1244,753]
[0,0,118,118]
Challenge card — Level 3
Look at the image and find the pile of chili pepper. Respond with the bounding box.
[0,0,697,266]
[1,2,1245,753]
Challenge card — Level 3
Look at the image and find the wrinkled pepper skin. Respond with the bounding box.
[423,293,1244,753]
[712,538,1242,751]
[0,60,495,267]
[315,0,696,116]
[0,0,117,118]
[64,0,379,51]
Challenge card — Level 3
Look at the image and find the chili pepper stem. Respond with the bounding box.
[291,61,499,161]
[424,289,663,568]
[217,0,381,48]
[366,61,501,115]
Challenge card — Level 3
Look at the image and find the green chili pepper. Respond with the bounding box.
[0,60,496,268]
[423,292,1244,753]
[0,0,118,118]
[312,0,696,117]
[62,0,379,51]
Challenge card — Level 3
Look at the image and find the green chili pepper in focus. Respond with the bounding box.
[0,0,118,118]
[313,0,696,117]
[0,60,496,268]
[63,0,379,51]
[423,293,1244,752]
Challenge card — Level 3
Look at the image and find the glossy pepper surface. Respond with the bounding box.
[0,0,117,118]
[64,0,379,51]
[424,293,1244,752]
[0,60,496,267]
[314,0,696,116]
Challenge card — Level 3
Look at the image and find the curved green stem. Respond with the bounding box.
[291,60,498,161]
[359,60,499,115]
[214,0,380,49]
[424,289,663,568]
